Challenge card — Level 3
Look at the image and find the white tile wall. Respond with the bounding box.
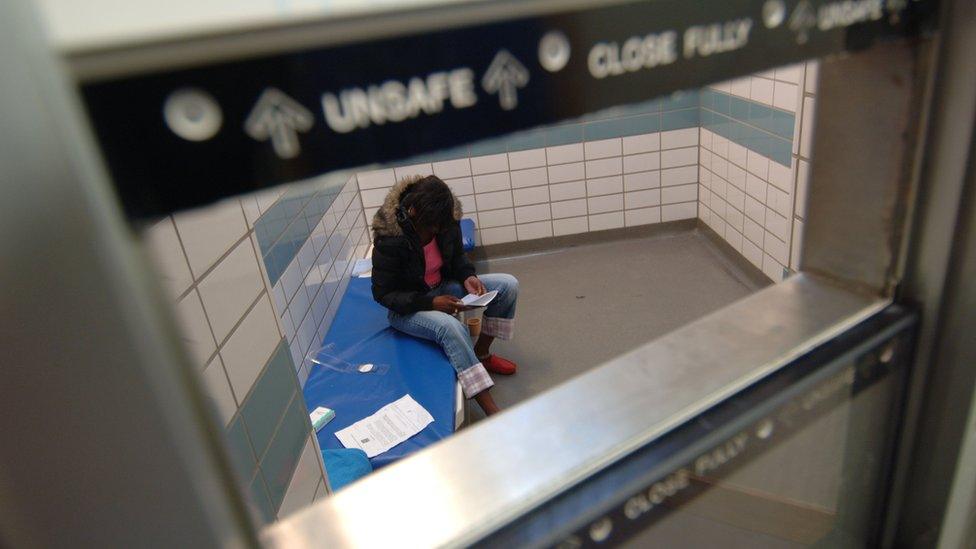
[589,211,624,231]
[267,176,372,388]
[775,64,804,84]
[624,151,662,174]
[197,239,265,343]
[514,203,551,223]
[661,147,697,169]
[586,175,623,197]
[588,194,623,214]
[516,220,553,240]
[626,189,661,209]
[765,230,790,265]
[432,158,471,179]
[789,62,817,269]
[741,237,763,265]
[805,63,819,93]
[143,183,333,520]
[174,290,218,368]
[393,163,433,181]
[696,60,818,281]
[550,180,586,201]
[624,171,661,191]
[747,150,770,180]
[749,76,774,105]
[201,356,237,425]
[763,253,786,282]
[359,129,698,246]
[221,296,281,398]
[361,188,388,208]
[473,172,511,194]
[795,159,810,218]
[357,168,396,189]
[145,217,193,299]
[445,176,473,197]
[546,143,584,165]
[475,191,514,211]
[713,64,804,117]
[730,77,752,99]
[278,436,325,517]
[625,207,662,226]
[551,198,587,219]
[481,225,517,245]
[553,216,589,236]
[662,202,697,222]
[800,97,816,159]
[585,157,623,178]
[254,188,285,213]
[508,149,547,170]
[479,208,516,228]
[584,138,622,160]
[173,199,249,278]
[662,166,698,186]
[458,196,476,216]
[513,185,550,206]
[791,219,805,268]
[773,81,799,112]
[470,153,508,175]
[548,162,585,183]
[511,167,548,188]
[660,128,699,150]
[622,133,660,155]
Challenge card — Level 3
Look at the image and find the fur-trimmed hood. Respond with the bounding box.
[371,175,464,238]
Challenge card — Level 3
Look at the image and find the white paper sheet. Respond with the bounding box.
[461,290,498,308]
[351,257,372,277]
[334,394,434,458]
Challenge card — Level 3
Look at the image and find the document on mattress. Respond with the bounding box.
[461,290,498,308]
[334,394,434,458]
[351,257,372,277]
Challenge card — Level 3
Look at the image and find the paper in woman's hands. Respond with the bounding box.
[461,290,498,308]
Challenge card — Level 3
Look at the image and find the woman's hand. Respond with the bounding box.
[464,276,487,296]
[433,295,465,314]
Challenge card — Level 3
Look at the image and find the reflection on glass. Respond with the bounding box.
[617,344,905,548]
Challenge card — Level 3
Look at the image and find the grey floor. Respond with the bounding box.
[471,227,768,414]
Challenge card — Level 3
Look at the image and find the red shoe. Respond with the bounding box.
[482,354,517,375]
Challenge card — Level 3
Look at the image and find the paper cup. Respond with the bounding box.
[466,317,481,338]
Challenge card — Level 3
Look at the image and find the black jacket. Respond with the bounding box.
[370,177,476,315]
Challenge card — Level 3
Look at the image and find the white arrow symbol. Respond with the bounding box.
[482,50,530,111]
[244,88,314,159]
[788,0,817,44]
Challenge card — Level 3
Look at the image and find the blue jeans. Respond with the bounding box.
[388,273,518,398]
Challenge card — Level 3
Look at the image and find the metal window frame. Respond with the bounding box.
[2,0,974,547]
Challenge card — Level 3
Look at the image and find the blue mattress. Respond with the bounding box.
[460,218,476,251]
[303,277,457,469]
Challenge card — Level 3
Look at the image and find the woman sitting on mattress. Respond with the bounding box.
[370,175,519,416]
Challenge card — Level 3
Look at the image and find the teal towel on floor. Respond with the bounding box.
[322,448,372,491]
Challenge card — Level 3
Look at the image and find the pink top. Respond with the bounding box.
[422,237,443,287]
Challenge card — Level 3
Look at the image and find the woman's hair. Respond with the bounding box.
[399,175,456,232]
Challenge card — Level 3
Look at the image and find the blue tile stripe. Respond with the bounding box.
[700,89,794,167]
[224,337,309,521]
[461,88,786,161]
[368,87,717,170]
[461,89,701,154]
[260,396,310,509]
[545,124,583,146]
[241,340,298,458]
[255,176,349,286]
